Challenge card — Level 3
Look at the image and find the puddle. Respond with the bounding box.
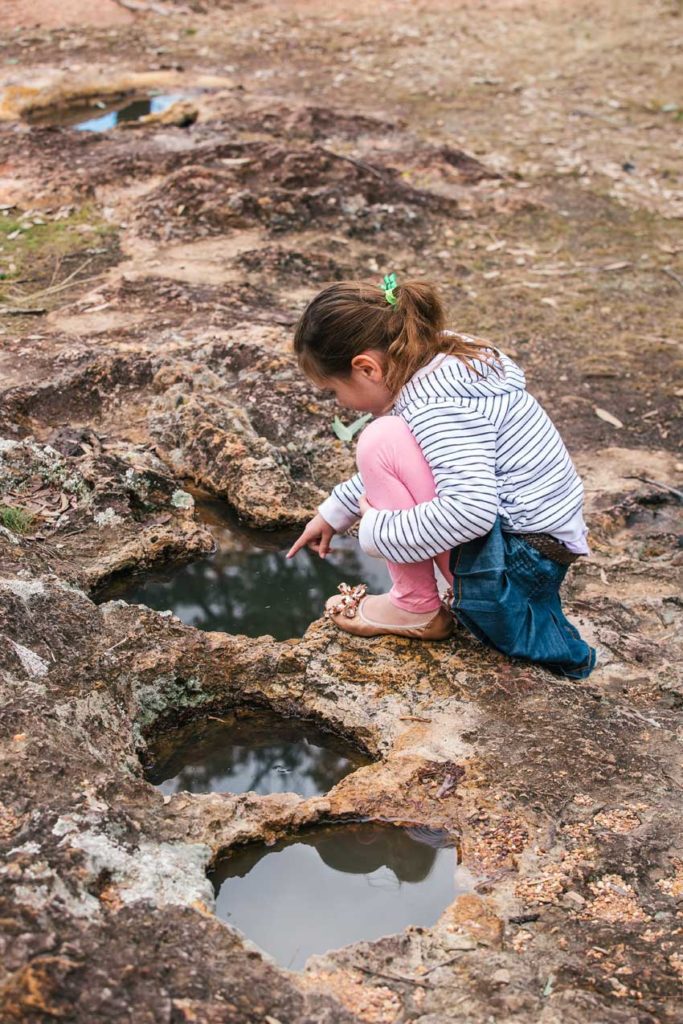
[144,708,371,797]
[27,93,190,131]
[211,822,470,970]
[100,497,392,640]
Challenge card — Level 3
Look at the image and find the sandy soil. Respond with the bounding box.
[3,0,133,30]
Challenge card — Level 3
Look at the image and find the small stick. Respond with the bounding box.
[317,146,387,180]
[114,0,193,13]
[352,964,431,988]
[0,307,47,316]
[14,257,96,301]
[103,634,137,655]
[660,769,683,792]
[611,704,662,730]
[661,266,683,290]
[57,526,91,538]
[399,715,431,723]
[48,254,63,289]
[421,952,469,976]
[625,475,683,502]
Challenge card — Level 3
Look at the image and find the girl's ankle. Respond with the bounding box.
[386,596,442,616]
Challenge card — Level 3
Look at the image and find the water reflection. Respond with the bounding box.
[75,93,187,132]
[27,93,189,131]
[212,822,469,970]
[101,498,391,640]
[144,710,370,797]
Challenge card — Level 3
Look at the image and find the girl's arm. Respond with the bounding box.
[358,404,498,564]
[317,473,365,532]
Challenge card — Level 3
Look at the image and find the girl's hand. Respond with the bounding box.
[359,494,374,516]
[286,513,337,559]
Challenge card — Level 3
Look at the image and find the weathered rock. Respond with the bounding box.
[0,436,213,588]
[2,502,682,1019]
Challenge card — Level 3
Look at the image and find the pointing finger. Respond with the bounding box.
[286,535,307,559]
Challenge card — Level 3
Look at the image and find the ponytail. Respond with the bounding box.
[294,277,496,395]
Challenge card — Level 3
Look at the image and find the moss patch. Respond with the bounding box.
[0,203,119,309]
[0,504,35,533]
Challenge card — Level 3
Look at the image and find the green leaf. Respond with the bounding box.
[332,416,353,441]
[348,413,372,436]
[331,413,372,442]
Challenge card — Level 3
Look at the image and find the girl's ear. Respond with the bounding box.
[350,350,385,379]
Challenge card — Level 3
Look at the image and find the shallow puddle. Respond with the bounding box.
[144,709,371,797]
[28,93,190,131]
[211,822,469,970]
[101,498,391,640]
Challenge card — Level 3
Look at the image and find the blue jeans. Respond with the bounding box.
[449,518,596,679]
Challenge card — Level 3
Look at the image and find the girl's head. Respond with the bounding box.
[293,277,492,413]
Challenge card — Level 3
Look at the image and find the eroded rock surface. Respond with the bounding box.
[1,474,682,1022]
[1,2,682,1021]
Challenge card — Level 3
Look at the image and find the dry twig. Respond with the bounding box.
[316,146,387,180]
[661,266,683,290]
[9,257,101,305]
[0,307,46,316]
[625,475,683,502]
[352,964,431,988]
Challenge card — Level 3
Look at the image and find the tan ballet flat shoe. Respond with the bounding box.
[324,583,455,641]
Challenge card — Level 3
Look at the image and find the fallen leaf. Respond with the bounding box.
[332,416,352,441]
[332,413,372,442]
[594,407,623,428]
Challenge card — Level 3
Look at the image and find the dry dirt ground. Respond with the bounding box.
[0,1,682,1022]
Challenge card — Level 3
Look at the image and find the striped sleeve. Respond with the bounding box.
[358,404,499,564]
[318,472,364,532]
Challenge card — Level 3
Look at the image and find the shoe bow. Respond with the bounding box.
[325,582,368,620]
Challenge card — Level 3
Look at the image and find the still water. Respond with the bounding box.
[144,709,371,797]
[212,822,469,970]
[101,498,391,640]
[75,93,187,131]
[28,93,189,131]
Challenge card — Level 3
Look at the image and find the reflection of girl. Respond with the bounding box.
[213,824,439,887]
[315,824,437,883]
[288,276,596,679]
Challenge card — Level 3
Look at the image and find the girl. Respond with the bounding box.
[286,275,596,680]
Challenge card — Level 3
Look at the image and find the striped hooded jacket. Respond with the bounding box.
[318,349,589,564]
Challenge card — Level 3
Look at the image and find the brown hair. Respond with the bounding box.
[293,278,496,395]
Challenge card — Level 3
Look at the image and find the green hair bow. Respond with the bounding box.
[381,272,398,306]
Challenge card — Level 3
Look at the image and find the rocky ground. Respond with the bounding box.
[1,1,682,1021]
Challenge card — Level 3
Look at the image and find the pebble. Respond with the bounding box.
[563,890,586,907]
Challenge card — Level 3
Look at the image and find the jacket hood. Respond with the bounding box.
[393,348,526,411]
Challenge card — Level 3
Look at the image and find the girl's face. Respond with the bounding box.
[321,350,394,415]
